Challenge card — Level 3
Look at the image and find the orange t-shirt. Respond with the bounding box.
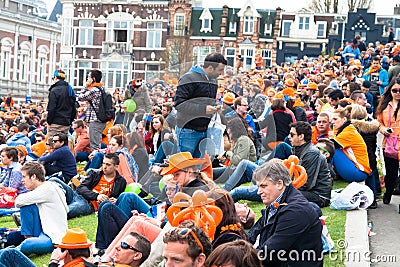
[90,174,115,211]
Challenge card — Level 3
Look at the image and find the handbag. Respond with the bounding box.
[207,113,226,156]
[384,105,399,159]
[0,187,18,209]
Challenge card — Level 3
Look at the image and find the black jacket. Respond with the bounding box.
[77,169,126,202]
[247,184,323,267]
[47,80,76,126]
[352,119,379,170]
[292,141,332,201]
[174,66,218,132]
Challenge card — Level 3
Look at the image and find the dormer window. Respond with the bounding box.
[299,17,310,30]
[244,16,254,34]
[264,23,272,35]
[229,21,236,33]
[200,8,213,33]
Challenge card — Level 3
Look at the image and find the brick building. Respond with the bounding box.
[0,0,60,100]
[60,0,168,90]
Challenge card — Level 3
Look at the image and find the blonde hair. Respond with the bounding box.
[333,105,352,121]
[350,104,367,120]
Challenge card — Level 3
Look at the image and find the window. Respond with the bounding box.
[147,22,162,49]
[101,61,129,89]
[229,21,236,33]
[264,23,272,35]
[201,18,212,33]
[79,20,93,45]
[145,64,160,81]
[0,51,10,79]
[355,31,367,41]
[37,57,46,83]
[78,62,92,87]
[225,48,235,67]
[317,23,326,38]
[19,54,29,81]
[244,16,254,34]
[62,18,72,46]
[106,12,135,43]
[240,48,254,70]
[174,14,185,36]
[299,17,310,30]
[282,21,292,37]
[193,46,216,65]
[262,49,272,67]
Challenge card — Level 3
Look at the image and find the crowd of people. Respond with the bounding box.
[0,36,399,266]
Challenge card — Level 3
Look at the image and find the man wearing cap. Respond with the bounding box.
[175,53,227,158]
[361,80,374,114]
[47,69,77,138]
[221,92,235,115]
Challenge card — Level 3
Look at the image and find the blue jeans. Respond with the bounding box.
[0,248,36,267]
[332,149,368,182]
[114,192,150,218]
[6,205,54,255]
[95,201,130,249]
[266,142,292,161]
[67,193,95,219]
[76,152,89,162]
[84,152,104,171]
[151,141,178,165]
[221,160,258,191]
[176,127,207,158]
[230,185,261,202]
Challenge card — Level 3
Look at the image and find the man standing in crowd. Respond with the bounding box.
[78,69,106,151]
[363,56,389,109]
[38,133,77,183]
[174,53,227,158]
[163,221,212,267]
[46,70,77,138]
[248,160,323,266]
[388,55,400,82]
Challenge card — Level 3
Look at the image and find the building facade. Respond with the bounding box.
[0,0,60,99]
[60,0,168,90]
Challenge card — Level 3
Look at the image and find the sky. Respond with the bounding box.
[44,0,397,15]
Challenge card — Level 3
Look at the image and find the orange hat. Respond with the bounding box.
[293,98,305,107]
[32,141,47,157]
[16,145,28,157]
[306,82,318,90]
[56,228,92,249]
[222,92,235,105]
[282,87,296,97]
[9,126,18,133]
[160,152,206,176]
[285,78,295,87]
[273,93,285,100]
[323,70,334,77]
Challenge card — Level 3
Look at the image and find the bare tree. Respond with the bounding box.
[163,35,193,78]
[308,0,372,13]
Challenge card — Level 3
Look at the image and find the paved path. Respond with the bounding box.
[368,196,400,266]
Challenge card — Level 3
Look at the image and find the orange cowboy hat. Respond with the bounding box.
[160,152,206,176]
[222,92,235,105]
[306,82,318,90]
[323,70,334,77]
[56,228,92,249]
[282,87,296,97]
[285,78,295,87]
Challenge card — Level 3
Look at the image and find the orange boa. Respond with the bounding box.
[364,65,381,76]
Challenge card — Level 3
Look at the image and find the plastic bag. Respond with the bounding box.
[207,113,226,156]
[330,182,374,210]
[0,187,18,208]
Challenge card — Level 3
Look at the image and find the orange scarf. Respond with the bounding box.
[87,82,104,89]
[364,65,381,76]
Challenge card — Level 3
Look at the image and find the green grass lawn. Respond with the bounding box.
[0,179,349,266]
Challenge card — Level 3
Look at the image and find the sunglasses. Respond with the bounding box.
[289,132,297,137]
[171,228,204,254]
[391,89,400,94]
[316,145,330,154]
[52,139,61,143]
[245,207,251,222]
[120,241,141,253]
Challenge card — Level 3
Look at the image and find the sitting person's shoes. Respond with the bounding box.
[12,213,21,227]
[368,200,378,209]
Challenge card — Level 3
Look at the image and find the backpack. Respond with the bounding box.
[89,87,115,123]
